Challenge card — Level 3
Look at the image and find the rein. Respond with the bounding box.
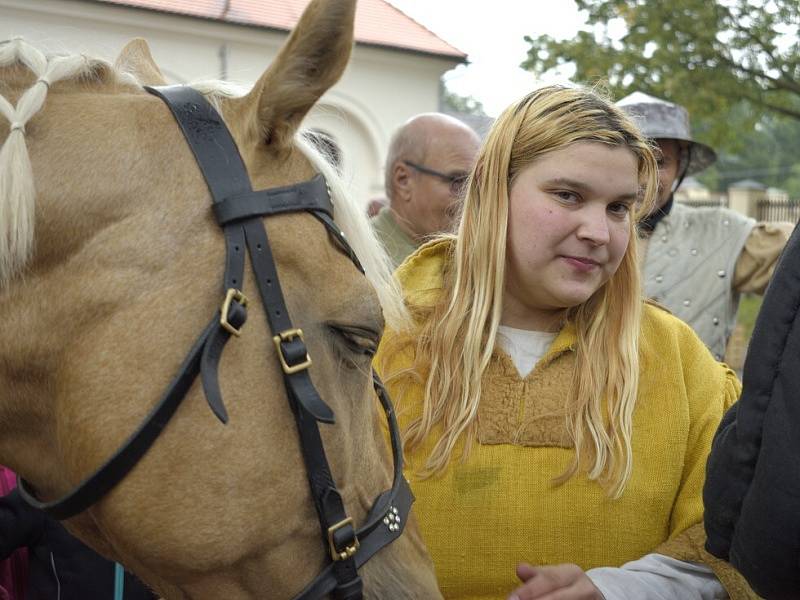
[16,86,413,600]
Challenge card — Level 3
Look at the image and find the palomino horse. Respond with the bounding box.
[0,0,441,598]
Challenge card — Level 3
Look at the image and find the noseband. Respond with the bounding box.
[17,86,414,600]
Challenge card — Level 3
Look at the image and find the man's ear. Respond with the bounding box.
[392,161,414,202]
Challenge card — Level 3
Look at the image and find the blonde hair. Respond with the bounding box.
[386,85,658,497]
[296,135,408,330]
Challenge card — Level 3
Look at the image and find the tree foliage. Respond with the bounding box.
[522,0,800,148]
[700,113,800,197]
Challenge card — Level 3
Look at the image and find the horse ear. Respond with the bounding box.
[114,39,167,86]
[239,0,356,150]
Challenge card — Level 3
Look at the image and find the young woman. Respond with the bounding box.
[376,86,752,599]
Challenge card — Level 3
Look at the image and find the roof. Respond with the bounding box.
[87,0,466,60]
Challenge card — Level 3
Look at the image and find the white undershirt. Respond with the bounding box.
[588,554,728,599]
[495,325,727,599]
[496,325,556,378]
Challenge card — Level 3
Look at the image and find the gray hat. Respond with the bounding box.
[616,92,716,174]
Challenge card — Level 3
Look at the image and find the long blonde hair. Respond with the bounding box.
[386,85,658,497]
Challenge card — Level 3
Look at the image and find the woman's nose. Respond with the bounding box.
[576,208,611,245]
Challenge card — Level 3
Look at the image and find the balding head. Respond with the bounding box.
[384,113,480,239]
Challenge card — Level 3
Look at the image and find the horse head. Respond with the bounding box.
[0,1,440,597]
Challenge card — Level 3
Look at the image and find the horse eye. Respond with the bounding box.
[329,325,379,358]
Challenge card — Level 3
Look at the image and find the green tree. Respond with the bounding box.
[783,164,800,198]
[697,109,800,195]
[522,0,800,149]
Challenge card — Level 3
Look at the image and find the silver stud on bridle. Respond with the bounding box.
[383,505,401,532]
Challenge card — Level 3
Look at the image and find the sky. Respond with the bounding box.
[385,1,589,117]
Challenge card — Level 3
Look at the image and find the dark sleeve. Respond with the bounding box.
[705,221,800,598]
[0,489,46,558]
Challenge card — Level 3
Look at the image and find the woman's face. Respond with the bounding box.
[503,142,639,330]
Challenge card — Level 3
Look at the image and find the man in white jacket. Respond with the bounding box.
[618,92,793,361]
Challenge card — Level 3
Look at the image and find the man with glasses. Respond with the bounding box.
[373,113,481,268]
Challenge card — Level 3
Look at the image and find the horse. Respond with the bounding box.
[0,0,441,597]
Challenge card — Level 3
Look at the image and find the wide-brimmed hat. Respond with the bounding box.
[616,91,717,174]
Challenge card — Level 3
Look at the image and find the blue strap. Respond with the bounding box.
[114,562,125,600]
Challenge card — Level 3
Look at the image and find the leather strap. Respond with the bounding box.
[294,480,414,599]
[241,216,360,587]
[145,85,249,292]
[213,175,332,225]
[16,315,221,519]
[200,300,247,423]
[293,375,412,599]
[311,211,365,275]
[242,218,336,422]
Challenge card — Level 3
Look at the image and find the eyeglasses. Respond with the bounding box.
[403,160,469,197]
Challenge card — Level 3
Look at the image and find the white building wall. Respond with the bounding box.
[0,0,461,207]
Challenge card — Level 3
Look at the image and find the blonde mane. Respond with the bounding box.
[0,39,406,328]
[296,136,408,330]
[0,38,137,286]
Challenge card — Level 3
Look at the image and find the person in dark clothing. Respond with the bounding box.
[0,467,27,600]
[704,222,800,600]
[1,482,155,600]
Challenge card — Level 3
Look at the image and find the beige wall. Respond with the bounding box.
[0,0,461,206]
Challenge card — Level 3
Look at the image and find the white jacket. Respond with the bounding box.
[642,202,755,360]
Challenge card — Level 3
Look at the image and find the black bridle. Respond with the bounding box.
[16,86,414,600]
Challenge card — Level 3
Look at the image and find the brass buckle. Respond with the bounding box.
[272,328,312,374]
[220,288,248,336]
[327,517,359,561]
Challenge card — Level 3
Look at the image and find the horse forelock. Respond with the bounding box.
[0,38,140,288]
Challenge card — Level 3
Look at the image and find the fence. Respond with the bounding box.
[757,199,800,222]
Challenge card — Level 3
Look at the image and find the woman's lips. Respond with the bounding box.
[561,255,601,272]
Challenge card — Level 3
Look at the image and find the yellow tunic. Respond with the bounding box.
[376,240,741,600]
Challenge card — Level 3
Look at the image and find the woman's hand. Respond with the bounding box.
[508,563,605,600]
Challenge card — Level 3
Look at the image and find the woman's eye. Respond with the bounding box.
[608,202,631,216]
[554,190,579,203]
